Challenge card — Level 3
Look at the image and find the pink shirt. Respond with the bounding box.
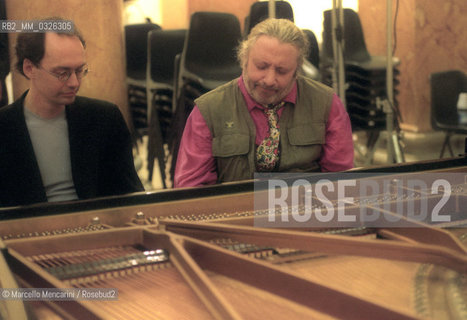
[174,77,354,187]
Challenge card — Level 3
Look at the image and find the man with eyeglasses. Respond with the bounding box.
[0,19,144,208]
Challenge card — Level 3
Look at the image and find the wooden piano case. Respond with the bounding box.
[0,160,466,319]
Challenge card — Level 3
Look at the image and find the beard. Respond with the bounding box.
[243,70,295,106]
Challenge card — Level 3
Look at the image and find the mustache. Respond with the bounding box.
[256,82,278,91]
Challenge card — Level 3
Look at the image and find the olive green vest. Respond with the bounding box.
[196,76,334,183]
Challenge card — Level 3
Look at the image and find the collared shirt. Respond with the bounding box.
[174,76,354,187]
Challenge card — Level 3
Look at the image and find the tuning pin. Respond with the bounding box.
[134,212,146,225]
[91,217,101,226]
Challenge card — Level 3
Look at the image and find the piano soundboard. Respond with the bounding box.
[0,165,466,319]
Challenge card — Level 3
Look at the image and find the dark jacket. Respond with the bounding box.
[0,92,144,207]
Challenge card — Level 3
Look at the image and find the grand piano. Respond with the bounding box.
[0,157,466,319]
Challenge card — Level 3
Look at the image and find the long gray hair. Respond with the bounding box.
[237,18,309,71]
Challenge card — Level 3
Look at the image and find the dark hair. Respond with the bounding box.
[15,17,86,78]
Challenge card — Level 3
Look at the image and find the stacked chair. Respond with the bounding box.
[124,23,161,140]
[430,70,467,158]
[146,29,186,187]
[176,11,242,94]
[243,0,294,37]
[168,11,243,183]
[302,29,320,70]
[321,8,401,163]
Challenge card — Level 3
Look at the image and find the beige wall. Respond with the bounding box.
[160,0,188,29]
[5,0,131,124]
[359,0,467,132]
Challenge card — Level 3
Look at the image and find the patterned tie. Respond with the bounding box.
[256,102,284,171]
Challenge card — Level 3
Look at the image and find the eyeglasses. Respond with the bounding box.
[39,65,89,82]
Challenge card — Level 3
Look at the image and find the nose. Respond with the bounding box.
[263,68,276,86]
[66,71,80,87]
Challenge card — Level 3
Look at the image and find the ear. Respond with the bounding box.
[22,59,36,79]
